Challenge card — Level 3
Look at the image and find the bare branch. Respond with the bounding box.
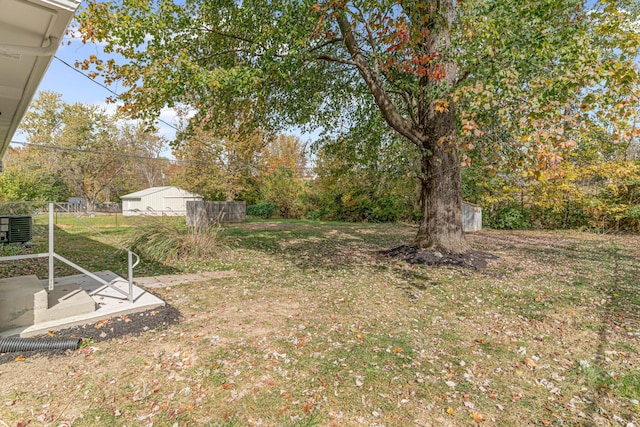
[315,54,357,66]
[388,89,418,126]
[305,37,344,54]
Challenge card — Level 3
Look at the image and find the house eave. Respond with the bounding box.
[0,0,82,160]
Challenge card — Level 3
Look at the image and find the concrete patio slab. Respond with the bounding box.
[0,271,165,338]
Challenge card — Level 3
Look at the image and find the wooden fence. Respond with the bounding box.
[186,201,246,227]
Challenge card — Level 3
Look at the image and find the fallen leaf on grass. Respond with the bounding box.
[222,384,233,390]
[168,407,186,419]
[446,407,455,415]
[524,358,537,368]
[16,420,30,427]
[278,406,290,415]
[541,420,552,426]
[471,412,484,423]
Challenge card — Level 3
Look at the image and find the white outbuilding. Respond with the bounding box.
[121,186,203,217]
[462,201,482,232]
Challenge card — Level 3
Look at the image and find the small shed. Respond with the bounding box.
[462,201,482,232]
[121,186,203,217]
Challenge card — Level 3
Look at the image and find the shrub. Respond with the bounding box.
[529,203,589,229]
[488,204,531,230]
[246,202,277,218]
[371,195,402,222]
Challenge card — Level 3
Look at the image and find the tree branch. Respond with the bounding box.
[305,38,344,54]
[197,47,255,61]
[336,13,423,145]
[315,54,357,66]
[388,89,418,126]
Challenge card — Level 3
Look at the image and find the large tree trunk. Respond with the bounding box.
[414,146,467,253]
[413,105,468,253]
[336,0,468,253]
[410,0,468,254]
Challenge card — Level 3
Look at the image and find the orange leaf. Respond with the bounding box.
[357,333,365,341]
[471,412,485,423]
[524,358,537,368]
[392,347,403,354]
[222,384,233,390]
[48,330,55,337]
[541,420,552,426]
[14,356,26,362]
[446,406,455,415]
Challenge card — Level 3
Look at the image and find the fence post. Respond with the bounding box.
[128,251,133,303]
[48,202,55,291]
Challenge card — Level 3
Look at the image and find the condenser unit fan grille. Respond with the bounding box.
[0,215,33,244]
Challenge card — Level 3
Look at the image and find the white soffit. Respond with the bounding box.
[0,0,81,158]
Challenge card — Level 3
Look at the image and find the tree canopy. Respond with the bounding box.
[74,0,640,251]
[15,92,170,207]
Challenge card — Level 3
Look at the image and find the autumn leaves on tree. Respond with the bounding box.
[74,0,640,252]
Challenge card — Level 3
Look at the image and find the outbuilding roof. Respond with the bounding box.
[121,186,203,199]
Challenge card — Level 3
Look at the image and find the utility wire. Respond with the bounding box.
[15,57,313,173]
[49,55,461,180]
[11,140,184,163]
[54,55,182,134]
[10,140,315,173]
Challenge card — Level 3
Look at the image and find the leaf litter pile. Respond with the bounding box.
[0,222,639,426]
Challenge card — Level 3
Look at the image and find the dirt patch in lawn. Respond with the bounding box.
[380,244,498,269]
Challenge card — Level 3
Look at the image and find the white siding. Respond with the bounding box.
[121,187,203,216]
[462,202,482,232]
[122,198,143,216]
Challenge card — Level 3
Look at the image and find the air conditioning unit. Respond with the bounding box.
[0,215,33,244]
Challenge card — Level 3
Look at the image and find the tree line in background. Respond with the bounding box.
[2,90,638,233]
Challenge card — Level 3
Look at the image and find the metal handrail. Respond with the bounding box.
[0,202,139,303]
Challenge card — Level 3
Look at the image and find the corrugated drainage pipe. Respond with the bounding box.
[0,337,82,353]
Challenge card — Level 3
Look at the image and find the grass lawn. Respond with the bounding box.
[0,217,639,426]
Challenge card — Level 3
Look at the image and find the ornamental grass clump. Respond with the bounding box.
[127,217,223,264]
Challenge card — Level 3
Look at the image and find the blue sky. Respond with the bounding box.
[13,34,181,154]
[13,31,319,158]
